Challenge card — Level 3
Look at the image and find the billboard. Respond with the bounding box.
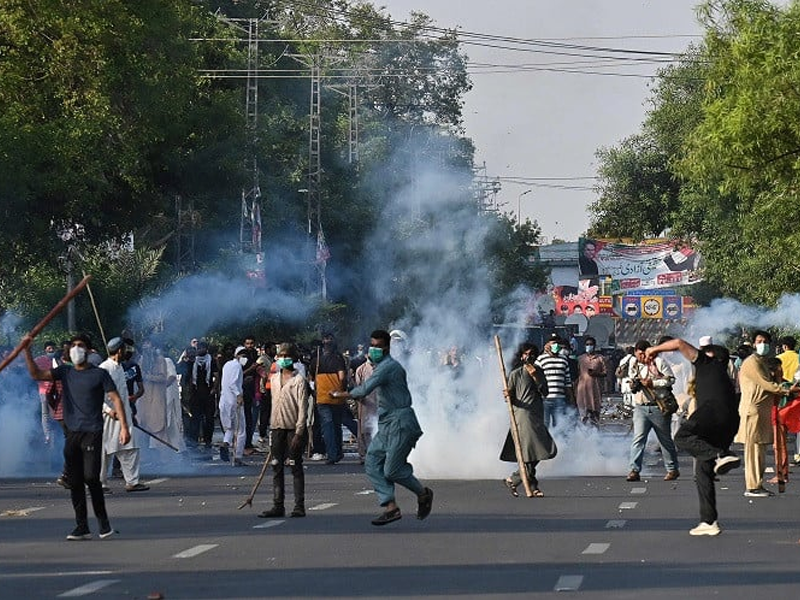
[579,237,702,293]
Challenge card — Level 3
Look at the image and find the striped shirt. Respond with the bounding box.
[534,352,572,399]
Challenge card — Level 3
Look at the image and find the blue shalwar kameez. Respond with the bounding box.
[349,355,425,506]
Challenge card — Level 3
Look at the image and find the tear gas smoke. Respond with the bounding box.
[355,139,632,479]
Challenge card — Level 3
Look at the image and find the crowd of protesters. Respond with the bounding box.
[4,325,800,539]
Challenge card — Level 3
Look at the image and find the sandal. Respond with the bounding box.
[504,478,519,498]
[531,489,544,498]
[371,507,402,526]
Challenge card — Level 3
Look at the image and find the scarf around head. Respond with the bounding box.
[193,353,212,385]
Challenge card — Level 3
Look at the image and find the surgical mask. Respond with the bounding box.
[585,345,595,353]
[550,343,561,354]
[755,342,770,356]
[46,351,59,359]
[69,346,86,365]
[368,346,385,363]
[276,357,294,369]
[238,356,248,366]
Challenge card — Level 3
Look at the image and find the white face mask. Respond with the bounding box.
[238,356,248,366]
[69,346,87,365]
[755,342,770,356]
[585,345,595,353]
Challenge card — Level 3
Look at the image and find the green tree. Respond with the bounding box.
[676,0,800,303]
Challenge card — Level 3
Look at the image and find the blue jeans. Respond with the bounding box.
[543,396,566,429]
[629,405,679,473]
[318,404,344,463]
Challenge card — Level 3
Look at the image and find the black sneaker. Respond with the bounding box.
[258,506,285,518]
[417,487,434,520]
[290,506,306,518]
[66,526,91,541]
[371,507,402,526]
[714,454,741,475]
[99,521,115,539]
[219,445,230,463]
[56,475,71,490]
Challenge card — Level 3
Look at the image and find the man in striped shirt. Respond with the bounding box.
[534,334,574,429]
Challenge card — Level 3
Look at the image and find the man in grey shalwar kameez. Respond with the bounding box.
[501,351,557,497]
[332,329,434,526]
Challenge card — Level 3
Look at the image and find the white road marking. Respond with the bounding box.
[172,544,218,559]
[253,520,285,529]
[0,571,113,580]
[618,501,638,510]
[630,487,647,494]
[582,543,610,555]
[0,506,46,518]
[57,579,120,597]
[355,490,374,495]
[606,519,627,529]
[308,502,338,511]
[145,478,169,485]
[554,575,584,591]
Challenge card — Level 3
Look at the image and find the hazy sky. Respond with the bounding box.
[378,1,705,242]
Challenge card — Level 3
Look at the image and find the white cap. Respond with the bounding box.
[698,335,713,348]
[234,345,246,356]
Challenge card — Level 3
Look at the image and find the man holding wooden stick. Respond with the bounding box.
[23,333,130,540]
[500,344,557,498]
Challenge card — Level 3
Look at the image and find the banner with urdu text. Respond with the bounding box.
[578,237,702,293]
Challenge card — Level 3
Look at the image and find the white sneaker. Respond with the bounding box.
[689,521,721,536]
[744,488,774,497]
[310,453,326,461]
[714,454,741,475]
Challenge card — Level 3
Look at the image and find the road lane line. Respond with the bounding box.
[630,487,647,494]
[605,519,627,529]
[554,575,583,591]
[253,520,285,529]
[173,544,218,558]
[57,579,120,597]
[582,543,610,555]
[145,478,169,485]
[618,501,638,509]
[308,502,337,511]
[0,571,113,579]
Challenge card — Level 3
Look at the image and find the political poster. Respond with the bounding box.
[578,237,702,293]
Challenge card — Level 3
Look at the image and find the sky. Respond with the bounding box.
[377,0,706,242]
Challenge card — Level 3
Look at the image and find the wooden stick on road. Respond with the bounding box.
[0,275,92,374]
[238,450,273,510]
[494,335,534,498]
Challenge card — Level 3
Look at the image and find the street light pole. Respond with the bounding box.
[517,189,532,227]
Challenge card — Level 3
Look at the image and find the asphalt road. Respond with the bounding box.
[1,448,799,599]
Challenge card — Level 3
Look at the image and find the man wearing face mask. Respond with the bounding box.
[735,330,790,497]
[23,333,130,540]
[219,345,247,465]
[575,336,607,427]
[646,337,742,535]
[258,343,310,519]
[331,330,433,526]
[534,334,574,429]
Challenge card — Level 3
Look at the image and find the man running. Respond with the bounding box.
[332,329,433,526]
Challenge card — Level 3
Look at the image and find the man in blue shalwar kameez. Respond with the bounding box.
[332,329,434,526]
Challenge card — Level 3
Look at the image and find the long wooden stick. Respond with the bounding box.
[0,275,92,374]
[494,335,534,498]
[238,450,273,510]
[83,273,108,352]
